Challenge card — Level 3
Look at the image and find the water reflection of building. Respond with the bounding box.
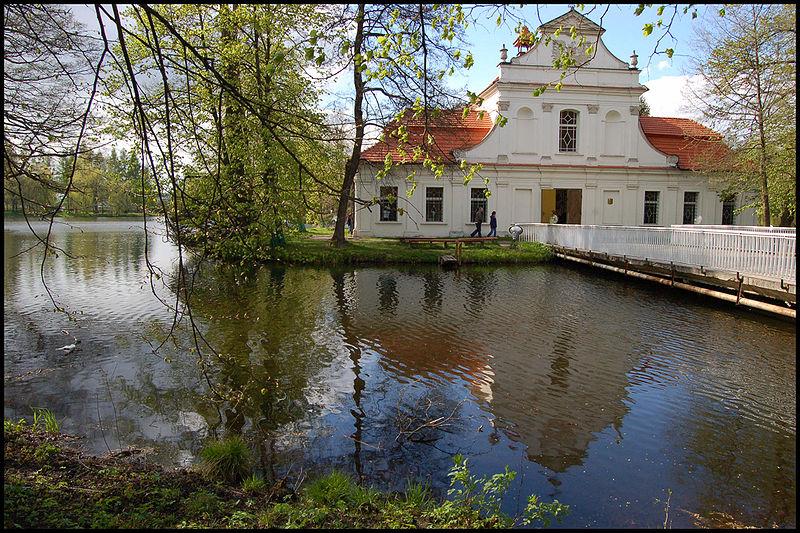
[347,267,638,473]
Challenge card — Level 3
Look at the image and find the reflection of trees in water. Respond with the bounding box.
[303,383,472,493]
[154,262,334,474]
[549,323,576,389]
[61,228,145,279]
[670,395,796,527]
[377,273,398,315]
[460,269,497,317]
[330,268,366,481]
[421,271,443,315]
[4,231,24,291]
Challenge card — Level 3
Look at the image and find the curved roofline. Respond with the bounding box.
[454,121,498,158]
[637,118,676,166]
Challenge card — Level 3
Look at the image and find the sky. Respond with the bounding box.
[446,3,717,119]
[68,3,718,132]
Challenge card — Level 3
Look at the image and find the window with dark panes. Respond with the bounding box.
[683,191,698,224]
[644,191,659,224]
[425,187,443,222]
[722,198,736,225]
[470,188,487,222]
[379,186,398,221]
[559,110,578,152]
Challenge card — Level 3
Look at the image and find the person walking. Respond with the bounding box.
[346,212,354,235]
[470,206,484,237]
[487,210,498,237]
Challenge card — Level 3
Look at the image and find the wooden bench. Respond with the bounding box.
[398,236,499,262]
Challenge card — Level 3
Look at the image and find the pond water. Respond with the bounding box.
[4,217,796,528]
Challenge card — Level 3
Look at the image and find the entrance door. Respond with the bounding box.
[566,189,582,224]
[602,189,621,225]
[513,188,533,223]
[540,189,556,222]
[556,188,582,224]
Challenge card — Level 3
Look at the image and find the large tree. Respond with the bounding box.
[688,4,796,226]
[104,4,345,260]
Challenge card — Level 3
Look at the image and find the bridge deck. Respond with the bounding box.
[513,223,796,314]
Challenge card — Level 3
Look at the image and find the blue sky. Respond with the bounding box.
[447,4,719,118]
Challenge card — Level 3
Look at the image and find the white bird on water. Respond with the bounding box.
[57,330,80,353]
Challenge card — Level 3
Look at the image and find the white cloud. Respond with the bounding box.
[656,60,671,71]
[641,75,706,119]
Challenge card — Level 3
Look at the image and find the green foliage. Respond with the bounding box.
[107,4,346,260]
[444,454,570,528]
[31,408,59,434]
[4,418,28,436]
[305,470,359,506]
[403,479,433,508]
[183,490,221,517]
[33,443,60,463]
[691,4,796,225]
[197,436,252,483]
[3,153,56,215]
[522,494,571,527]
[639,95,651,117]
[241,473,267,494]
[5,423,571,529]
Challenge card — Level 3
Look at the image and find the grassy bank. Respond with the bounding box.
[4,421,568,529]
[271,231,552,266]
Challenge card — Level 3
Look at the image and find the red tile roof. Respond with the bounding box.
[361,111,729,172]
[361,108,493,163]
[639,116,730,170]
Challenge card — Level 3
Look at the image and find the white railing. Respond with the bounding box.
[513,223,796,283]
[672,224,796,235]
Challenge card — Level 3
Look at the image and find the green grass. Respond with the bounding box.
[31,408,59,434]
[241,473,267,494]
[197,436,252,483]
[300,225,335,237]
[270,235,552,266]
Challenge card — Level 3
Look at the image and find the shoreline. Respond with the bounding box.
[3,422,568,529]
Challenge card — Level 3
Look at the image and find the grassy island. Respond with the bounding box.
[267,229,552,266]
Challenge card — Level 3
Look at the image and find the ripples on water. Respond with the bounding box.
[3,218,796,528]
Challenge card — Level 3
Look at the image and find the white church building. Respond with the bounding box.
[354,9,756,237]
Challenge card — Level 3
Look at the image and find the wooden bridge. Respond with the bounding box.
[513,223,796,318]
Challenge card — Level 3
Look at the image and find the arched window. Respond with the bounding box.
[559,110,578,152]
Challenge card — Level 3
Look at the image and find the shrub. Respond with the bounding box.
[197,436,252,483]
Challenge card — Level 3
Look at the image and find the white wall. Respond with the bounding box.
[354,164,757,236]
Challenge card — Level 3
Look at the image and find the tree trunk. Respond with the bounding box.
[752,6,771,226]
[332,3,366,247]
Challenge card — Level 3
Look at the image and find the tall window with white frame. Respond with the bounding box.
[470,188,487,223]
[722,197,736,225]
[559,110,578,152]
[644,191,659,224]
[379,186,398,221]
[683,191,699,224]
[425,186,443,222]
